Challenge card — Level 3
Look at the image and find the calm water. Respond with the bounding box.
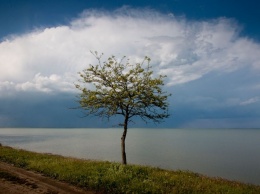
[0,128,259,185]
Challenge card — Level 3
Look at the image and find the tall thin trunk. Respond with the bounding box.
[121,115,128,165]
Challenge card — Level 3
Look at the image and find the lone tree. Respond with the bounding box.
[75,52,170,164]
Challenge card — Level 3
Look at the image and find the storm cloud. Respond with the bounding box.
[0,7,260,127]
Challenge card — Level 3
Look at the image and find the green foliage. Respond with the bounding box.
[0,146,260,194]
[76,52,171,164]
[75,52,170,123]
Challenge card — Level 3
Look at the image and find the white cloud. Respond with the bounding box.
[0,81,16,97]
[15,73,75,93]
[0,7,260,96]
[240,97,260,106]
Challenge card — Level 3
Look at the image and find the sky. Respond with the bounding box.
[0,0,260,128]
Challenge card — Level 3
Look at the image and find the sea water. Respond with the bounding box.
[0,128,259,185]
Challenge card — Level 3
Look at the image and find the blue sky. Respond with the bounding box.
[0,0,260,128]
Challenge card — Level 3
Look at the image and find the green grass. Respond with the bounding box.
[0,145,259,194]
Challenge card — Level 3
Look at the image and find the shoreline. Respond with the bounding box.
[0,145,260,193]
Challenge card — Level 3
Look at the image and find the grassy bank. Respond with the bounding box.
[0,145,259,194]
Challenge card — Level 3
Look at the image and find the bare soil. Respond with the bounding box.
[0,162,94,194]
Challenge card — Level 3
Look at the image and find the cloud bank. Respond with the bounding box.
[0,7,260,97]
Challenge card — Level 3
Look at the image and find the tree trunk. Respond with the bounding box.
[121,115,128,165]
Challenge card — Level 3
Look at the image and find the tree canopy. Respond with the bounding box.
[75,52,170,164]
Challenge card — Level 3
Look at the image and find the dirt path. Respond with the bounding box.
[0,162,94,194]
